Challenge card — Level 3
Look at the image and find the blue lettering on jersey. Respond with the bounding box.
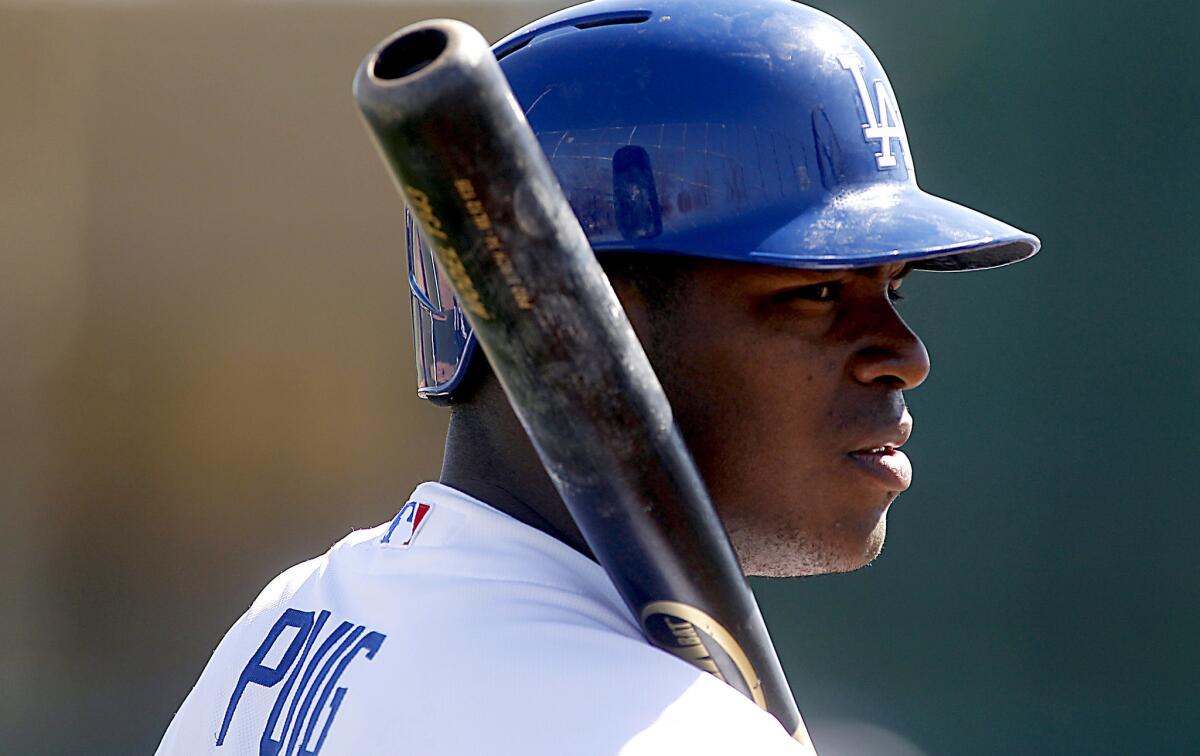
[218,607,386,754]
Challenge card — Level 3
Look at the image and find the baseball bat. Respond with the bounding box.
[354,20,815,751]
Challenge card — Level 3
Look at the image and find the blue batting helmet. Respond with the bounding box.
[406,0,1040,401]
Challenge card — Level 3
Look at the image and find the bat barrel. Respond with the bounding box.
[354,20,815,751]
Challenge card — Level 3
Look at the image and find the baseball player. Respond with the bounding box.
[156,1,1039,753]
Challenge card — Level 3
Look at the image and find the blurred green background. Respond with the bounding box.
[1,1,1195,754]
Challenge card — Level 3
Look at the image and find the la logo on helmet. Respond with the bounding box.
[838,52,915,172]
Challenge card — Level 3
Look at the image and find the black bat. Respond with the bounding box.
[353,19,815,751]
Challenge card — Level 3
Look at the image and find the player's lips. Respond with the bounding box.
[846,413,914,491]
[847,446,912,491]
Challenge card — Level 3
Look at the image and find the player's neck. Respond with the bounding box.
[439,377,596,561]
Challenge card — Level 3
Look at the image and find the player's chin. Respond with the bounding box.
[733,515,888,578]
[812,518,887,576]
[831,517,888,573]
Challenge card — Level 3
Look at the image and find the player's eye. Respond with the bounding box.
[775,282,841,304]
[887,278,905,303]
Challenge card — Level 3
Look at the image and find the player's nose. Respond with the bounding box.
[850,308,931,390]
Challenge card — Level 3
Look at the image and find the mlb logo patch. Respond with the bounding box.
[381,500,433,547]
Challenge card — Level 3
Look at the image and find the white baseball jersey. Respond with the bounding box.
[157,482,806,755]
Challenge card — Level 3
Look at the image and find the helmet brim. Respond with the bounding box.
[747,184,1040,271]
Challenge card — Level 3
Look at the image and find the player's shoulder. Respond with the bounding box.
[308,587,805,755]
[208,478,633,637]
[397,615,805,754]
[157,482,805,754]
[157,482,658,755]
[319,480,803,753]
[239,480,575,620]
